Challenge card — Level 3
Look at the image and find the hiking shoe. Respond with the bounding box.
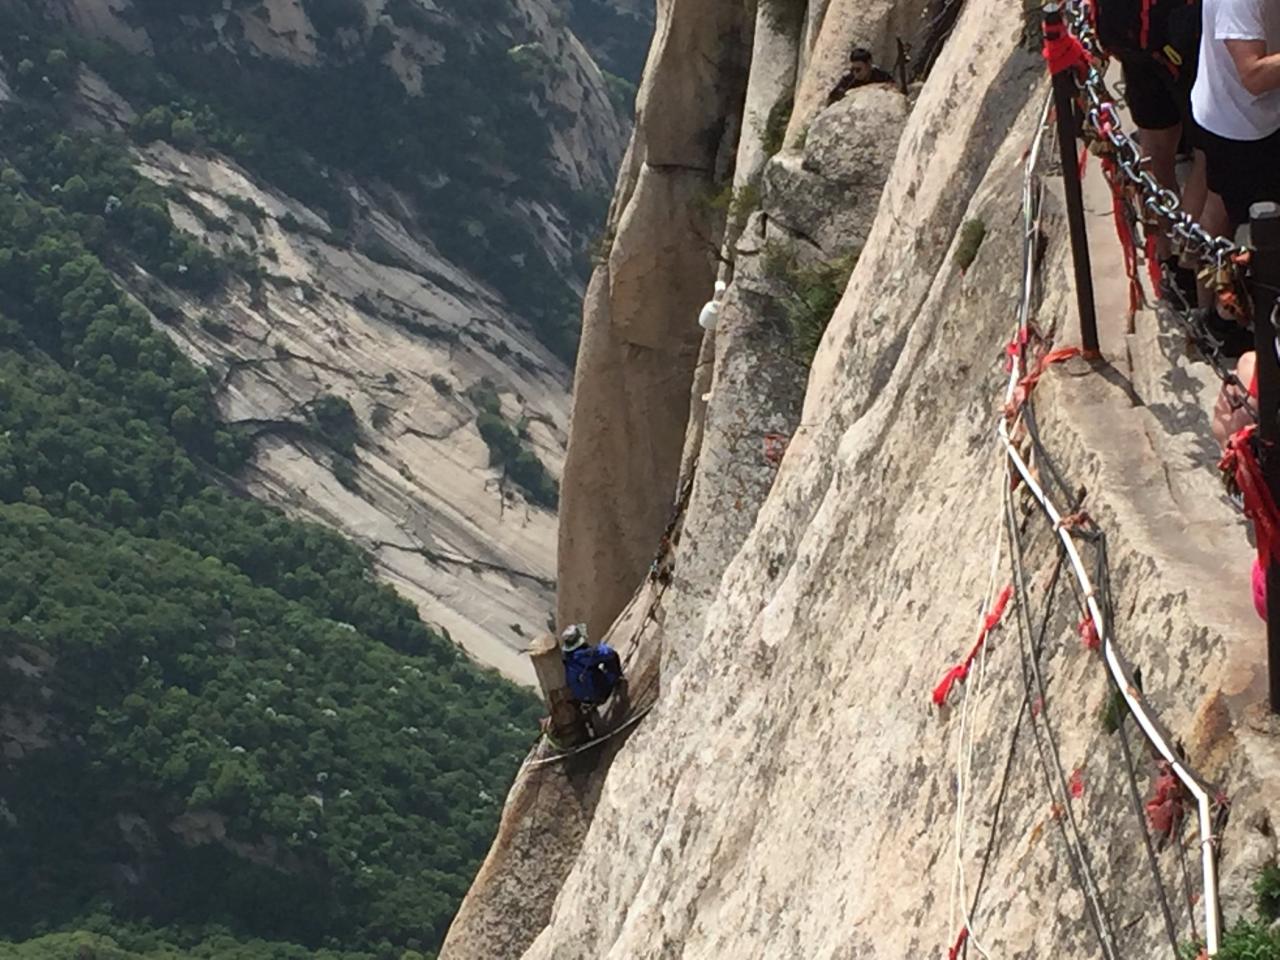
[1190,306,1253,360]
[1160,256,1198,307]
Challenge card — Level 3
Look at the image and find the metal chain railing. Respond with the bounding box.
[1062,0,1242,270]
[1162,266,1259,422]
[1050,0,1260,429]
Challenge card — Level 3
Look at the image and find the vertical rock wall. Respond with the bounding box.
[555,0,753,639]
[458,0,1280,957]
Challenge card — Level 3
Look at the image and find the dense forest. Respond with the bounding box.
[0,0,654,956]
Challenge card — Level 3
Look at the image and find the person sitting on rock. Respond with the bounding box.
[827,47,894,105]
[561,624,624,705]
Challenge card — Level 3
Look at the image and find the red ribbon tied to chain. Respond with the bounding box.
[932,585,1015,706]
[1100,155,1145,321]
[1042,20,1089,79]
[1220,425,1280,568]
[947,927,969,960]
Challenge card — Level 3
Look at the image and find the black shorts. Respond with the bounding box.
[1121,54,1199,140]
[1201,125,1280,226]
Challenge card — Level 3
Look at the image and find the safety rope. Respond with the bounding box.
[956,553,1067,960]
[999,343,1224,956]
[517,701,657,775]
[937,82,1226,955]
[944,479,1011,960]
[1003,468,1122,960]
[1096,536,1184,956]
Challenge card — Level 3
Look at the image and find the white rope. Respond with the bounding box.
[948,474,1010,960]
[997,424,1221,954]
[994,82,1221,954]
[943,91,1055,960]
[947,473,1006,937]
[955,81,1221,956]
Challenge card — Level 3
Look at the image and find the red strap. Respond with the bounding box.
[932,586,1014,706]
[1145,231,1162,295]
[931,664,969,707]
[1140,0,1152,49]
[1022,346,1082,388]
[1145,763,1186,835]
[1250,371,1258,399]
[1221,425,1280,567]
[1042,21,1089,78]
[1101,157,1144,320]
[947,927,970,960]
[1007,346,1083,417]
[1005,328,1030,371]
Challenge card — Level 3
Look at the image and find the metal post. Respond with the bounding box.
[1044,3,1101,358]
[1250,202,1280,713]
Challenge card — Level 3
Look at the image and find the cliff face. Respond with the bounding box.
[555,0,753,639]
[11,0,650,683]
[452,0,1280,955]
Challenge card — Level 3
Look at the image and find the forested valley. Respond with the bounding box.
[0,0,652,957]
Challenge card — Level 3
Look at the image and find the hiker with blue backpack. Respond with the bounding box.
[560,624,625,707]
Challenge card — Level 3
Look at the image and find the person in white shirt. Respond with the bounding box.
[1191,0,1280,229]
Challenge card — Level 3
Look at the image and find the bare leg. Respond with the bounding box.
[1182,149,1208,221]
[1141,125,1183,261]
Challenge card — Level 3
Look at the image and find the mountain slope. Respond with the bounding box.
[0,0,650,682]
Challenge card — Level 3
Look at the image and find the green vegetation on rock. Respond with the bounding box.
[762,95,794,157]
[467,381,559,509]
[954,218,987,273]
[762,242,860,363]
[1180,863,1280,958]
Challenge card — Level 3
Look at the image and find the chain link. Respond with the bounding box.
[1057,0,1258,429]
[1063,0,1242,267]
[1161,259,1258,420]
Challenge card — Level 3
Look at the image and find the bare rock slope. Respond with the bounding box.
[454,0,1280,954]
[36,0,646,683]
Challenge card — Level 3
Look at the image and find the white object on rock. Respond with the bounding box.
[697,280,730,331]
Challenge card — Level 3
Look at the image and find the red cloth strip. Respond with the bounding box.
[1145,230,1162,293]
[932,586,1015,706]
[1042,21,1089,78]
[1221,425,1280,567]
[1079,616,1101,651]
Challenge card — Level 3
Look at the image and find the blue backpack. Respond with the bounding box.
[564,644,622,704]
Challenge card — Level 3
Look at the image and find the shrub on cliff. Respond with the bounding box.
[477,410,559,509]
[762,242,860,363]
